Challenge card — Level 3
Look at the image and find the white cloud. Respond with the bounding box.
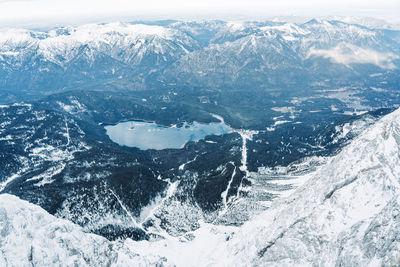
[307,43,399,69]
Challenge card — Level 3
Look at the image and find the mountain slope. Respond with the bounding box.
[0,194,166,266]
[221,107,400,266]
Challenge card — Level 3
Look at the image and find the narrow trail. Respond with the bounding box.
[108,187,145,231]
[235,129,258,198]
[219,162,237,216]
[211,113,259,205]
[64,117,71,146]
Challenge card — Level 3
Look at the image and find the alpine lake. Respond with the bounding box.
[105,120,232,150]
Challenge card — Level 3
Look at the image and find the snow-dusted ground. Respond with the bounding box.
[0,104,90,191]
[2,108,400,266]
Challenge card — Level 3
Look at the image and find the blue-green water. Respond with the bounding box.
[105,120,231,150]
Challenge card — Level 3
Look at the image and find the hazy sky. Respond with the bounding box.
[0,0,399,27]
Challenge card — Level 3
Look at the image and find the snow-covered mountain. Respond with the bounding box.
[1,107,399,266]
[326,16,400,30]
[166,19,400,89]
[0,22,200,98]
[0,19,399,103]
[0,22,198,65]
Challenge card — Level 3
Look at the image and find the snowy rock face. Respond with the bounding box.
[222,107,400,266]
[0,194,165,266]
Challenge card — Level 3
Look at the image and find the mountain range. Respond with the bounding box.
[1,19,399,103]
